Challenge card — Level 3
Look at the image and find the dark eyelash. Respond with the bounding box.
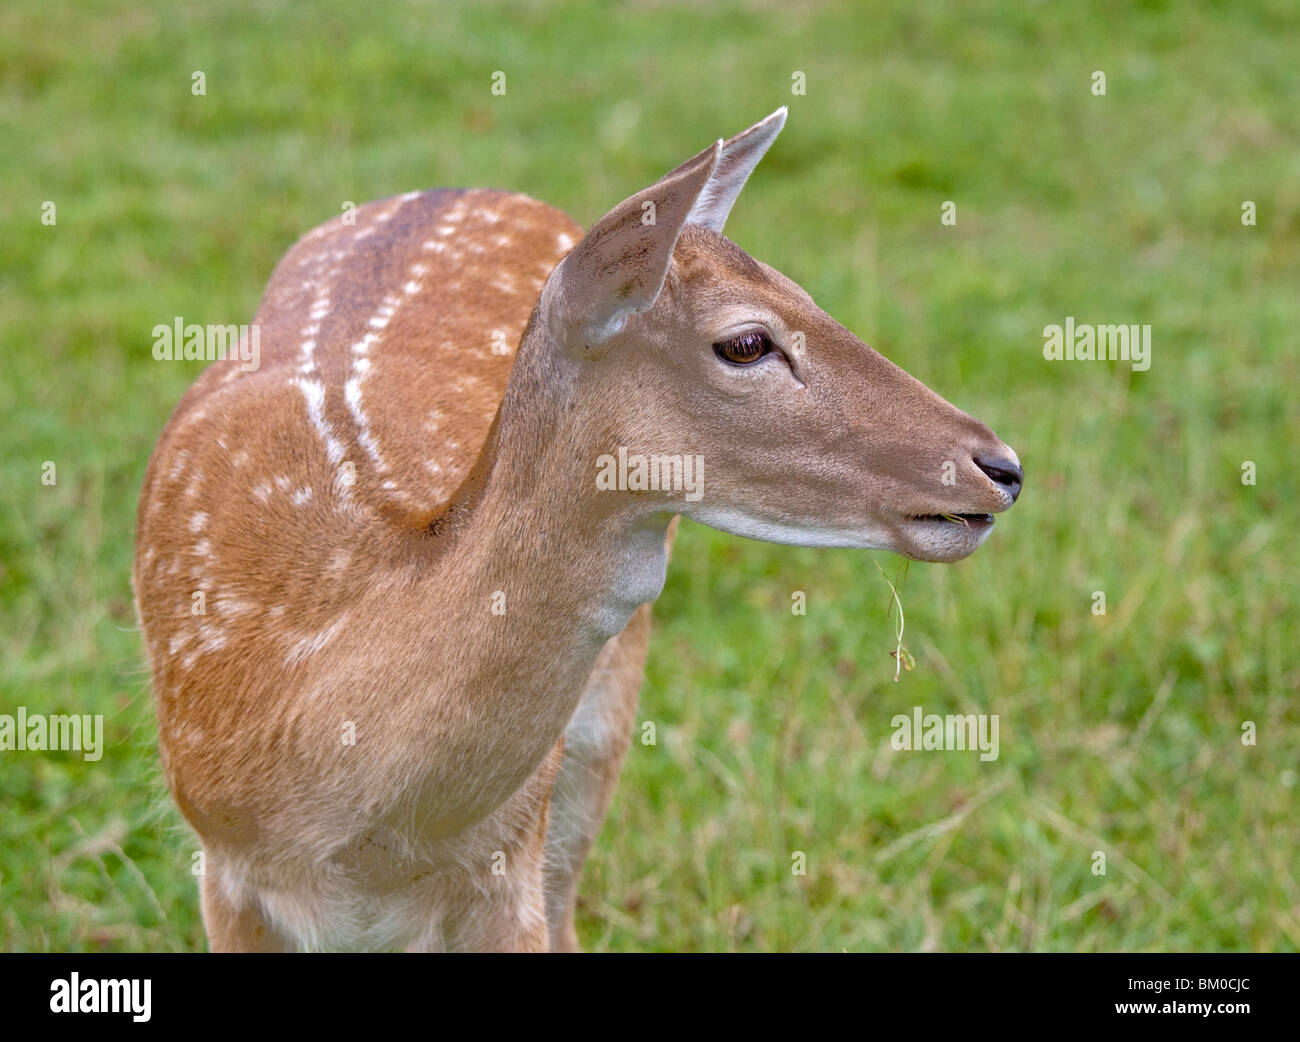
[713,330,773,365]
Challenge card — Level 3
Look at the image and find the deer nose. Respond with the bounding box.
[974,455,1023,503]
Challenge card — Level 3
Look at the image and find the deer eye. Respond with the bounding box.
[713,330,773,366]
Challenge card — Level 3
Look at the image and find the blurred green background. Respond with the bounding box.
[1,0,1296,951]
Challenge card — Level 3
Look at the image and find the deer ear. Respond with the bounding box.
[686,107,786,233]
[544,139,721,355]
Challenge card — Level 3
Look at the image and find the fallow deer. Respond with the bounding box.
[134,108,1022,952]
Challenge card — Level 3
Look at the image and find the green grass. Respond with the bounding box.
[1,0,1297,951]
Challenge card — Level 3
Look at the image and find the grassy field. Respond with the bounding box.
[1,0,1296,952]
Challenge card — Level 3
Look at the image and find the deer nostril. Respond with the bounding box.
[974,455,1023,502]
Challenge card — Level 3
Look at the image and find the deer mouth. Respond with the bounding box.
[908,512,995,527]
[894,510,998,562]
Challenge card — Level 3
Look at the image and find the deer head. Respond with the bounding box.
[529,108,1021,563]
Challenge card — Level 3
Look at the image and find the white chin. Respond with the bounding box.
[896,516,995,562]
[684,507,998,561]
[686,507,899,550]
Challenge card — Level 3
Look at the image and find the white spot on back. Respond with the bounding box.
[293,377,346,466]
[285,614,349,666]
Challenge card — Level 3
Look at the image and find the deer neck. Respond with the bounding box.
[376,330,668,827]
[444,326,671,659]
